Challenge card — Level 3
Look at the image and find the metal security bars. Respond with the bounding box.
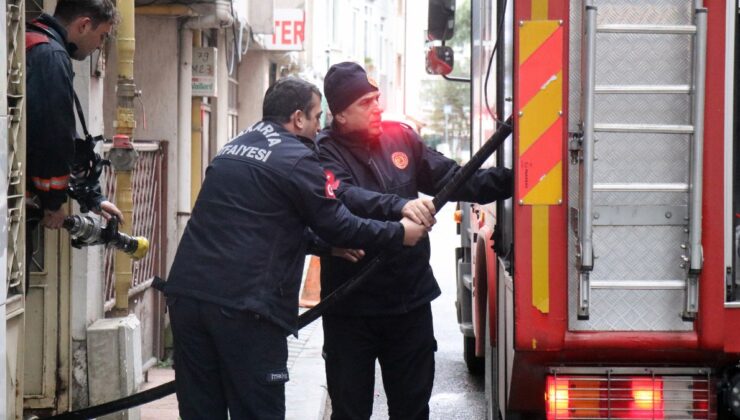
[102,142,165,310]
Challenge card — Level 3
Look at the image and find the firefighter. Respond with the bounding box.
[163,77,428,420]
[26,0,123,229]
[317,62,513,420]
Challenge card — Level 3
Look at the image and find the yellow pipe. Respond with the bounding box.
[117,0,135,81]
[135,4,196,16]
[116,0,136,137]
[114,171,134,310]
[113,0,137,312]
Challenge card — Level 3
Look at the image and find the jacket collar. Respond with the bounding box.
[31,14,78,57]
[317,126,379,150]
[260,119,317,151]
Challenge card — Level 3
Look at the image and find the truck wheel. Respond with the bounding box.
[464,335,484,374]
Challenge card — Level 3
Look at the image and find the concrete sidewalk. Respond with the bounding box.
[139,312,328,420]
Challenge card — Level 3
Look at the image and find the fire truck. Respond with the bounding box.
[427,0,740,418]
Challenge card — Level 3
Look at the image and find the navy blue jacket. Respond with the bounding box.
[26,14,105,211]
[316,122,512,316]
[165,121,405,333]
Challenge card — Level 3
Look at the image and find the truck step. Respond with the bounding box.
[591,279,686,290]
[593,182,689,193]
[595,84,690,94]
[597,23,696,34]
[594,123,694,134]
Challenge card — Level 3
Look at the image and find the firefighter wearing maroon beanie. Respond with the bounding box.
[316,62,513,420]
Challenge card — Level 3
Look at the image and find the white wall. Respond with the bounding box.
[305,0,402,115]
[403,0,432,122]
[104,16,180,143]
[237,49,272,126]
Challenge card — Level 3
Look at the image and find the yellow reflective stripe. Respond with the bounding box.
[532,205,550,313]
[31,175,69,191]
[523,161,562,205]
[519,70,562,154]
[49,176,69,190]
[31,177,50,191]
[519,20,559,65]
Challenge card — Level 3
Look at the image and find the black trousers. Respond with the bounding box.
[322,303,437,420]
[168,297,289,420]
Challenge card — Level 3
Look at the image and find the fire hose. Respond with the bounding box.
[46,117,512,420]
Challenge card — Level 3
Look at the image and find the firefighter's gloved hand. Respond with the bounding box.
[94,200,124,224]
[497,167,514,199]
[42,207,66,229]
[401,198,436,228]
[400,217,429,247]
[331,248,366,263]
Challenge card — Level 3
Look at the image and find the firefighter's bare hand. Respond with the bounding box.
[401,198,436,228]
[96,201,124,224]
[400,217,429,247]
[42,208,66,229]
[331,248,366,263]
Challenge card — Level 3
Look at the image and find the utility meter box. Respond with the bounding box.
[87,315,143,420]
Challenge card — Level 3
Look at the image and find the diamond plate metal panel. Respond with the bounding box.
[569,289,693,331]
[596,34,692,86]
[567,0,697,331]
[595,0,692,26]
[593,191,688,206]
[593,133,690,184]
[594,94,691,125]
[591,226,686,280]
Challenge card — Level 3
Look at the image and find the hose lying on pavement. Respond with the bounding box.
[46,117,513,420]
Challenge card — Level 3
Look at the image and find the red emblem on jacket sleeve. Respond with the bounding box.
[324,169,340,198]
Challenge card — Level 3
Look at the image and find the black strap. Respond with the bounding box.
[46,381,176,420]
[72,92,91,138]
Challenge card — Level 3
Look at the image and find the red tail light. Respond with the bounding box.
[630,379,664,418]
[546,376,569,419]
[545,375,710,419]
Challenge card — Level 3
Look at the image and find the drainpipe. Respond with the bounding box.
[191,30,202,206]
[176,0,233,239]
[108,0,138,314]
[177,27,192,239]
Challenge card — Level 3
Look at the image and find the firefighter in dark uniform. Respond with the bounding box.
[163,77,428,420]
[317,62,513,420]
[26,0,123,228]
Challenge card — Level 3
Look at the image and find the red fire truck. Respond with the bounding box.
[427,0,740,418]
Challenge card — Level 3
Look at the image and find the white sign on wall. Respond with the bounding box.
[263,9,305,51]
[192,47,217,96]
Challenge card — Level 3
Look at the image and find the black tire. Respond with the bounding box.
[485,303,501,420]
[464,335,484,375]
